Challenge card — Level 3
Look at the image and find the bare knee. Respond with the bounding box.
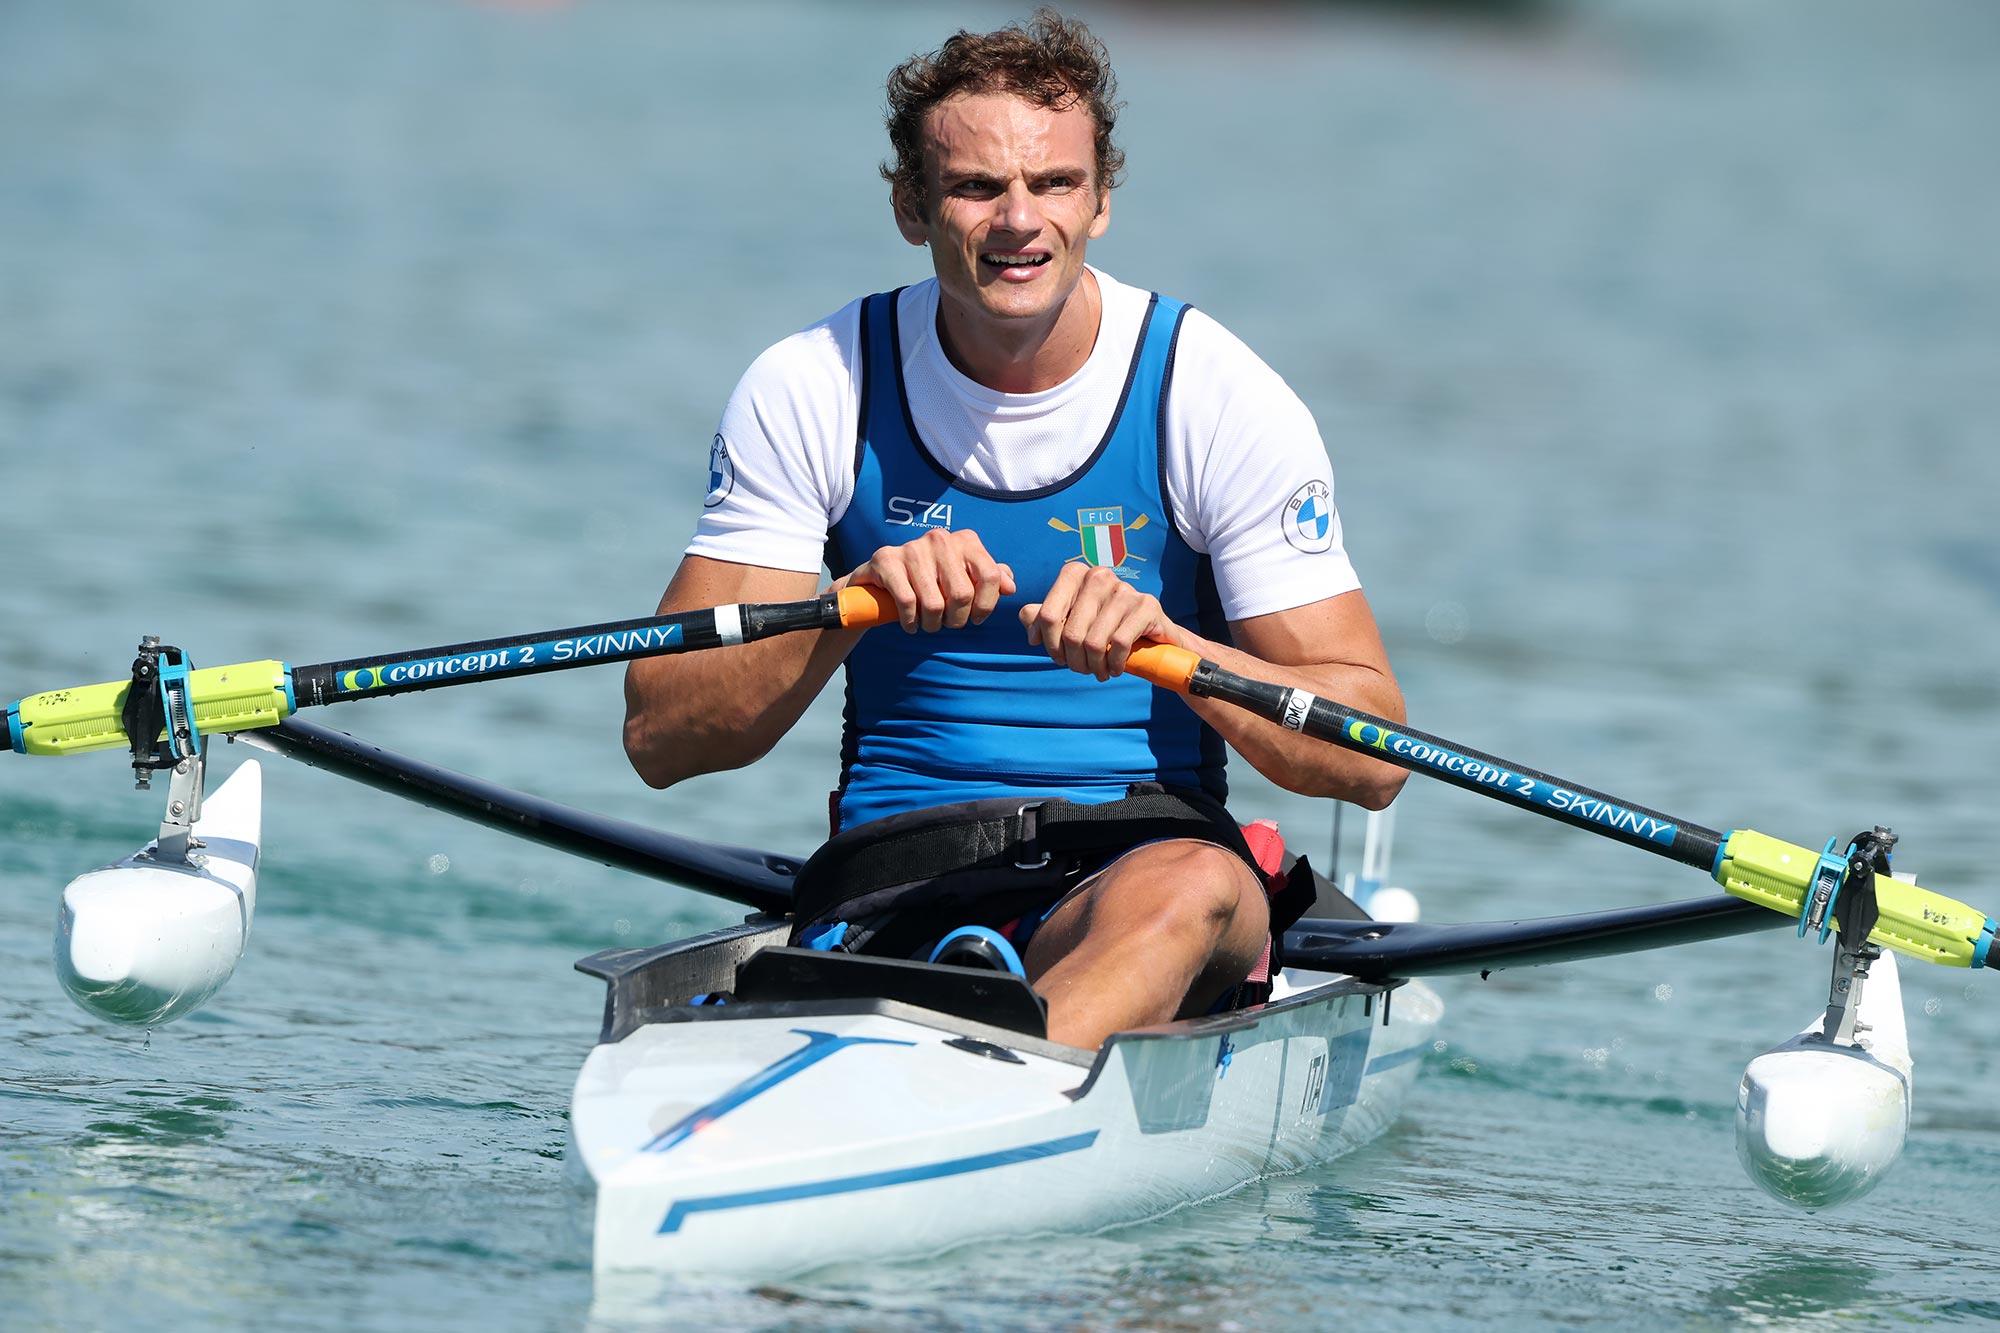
[1118,841,1261,937]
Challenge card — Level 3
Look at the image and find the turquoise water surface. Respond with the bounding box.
[4,1,1999,1328]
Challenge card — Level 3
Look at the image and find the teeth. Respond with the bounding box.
[984,253,1049,266]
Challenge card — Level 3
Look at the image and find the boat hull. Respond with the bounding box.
[570,956,1440,1276]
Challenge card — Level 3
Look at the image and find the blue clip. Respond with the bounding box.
[6,703,23,755]
[1797,837,1848,945]
[800,921,848,952]
[1973,919,1998,972]
[156,652,201,758]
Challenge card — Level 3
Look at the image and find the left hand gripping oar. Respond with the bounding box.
[1123,640,2000,975]
[3,586,901,763]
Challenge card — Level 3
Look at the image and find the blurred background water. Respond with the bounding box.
[3,0,1999,1328]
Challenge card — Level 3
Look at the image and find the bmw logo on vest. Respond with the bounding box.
[1282,480,1334,553]
[704,433,735,508]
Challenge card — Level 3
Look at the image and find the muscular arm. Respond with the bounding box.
[1183,590,1407,808]
[622,557,855,788]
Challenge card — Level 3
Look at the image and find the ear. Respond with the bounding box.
[1088,187,1112,240]
[893,185,930,247]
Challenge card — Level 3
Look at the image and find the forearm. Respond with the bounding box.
[622,628,858,788]
[621,558,856,788]
[1176,633,1408,808]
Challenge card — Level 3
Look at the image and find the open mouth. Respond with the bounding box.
[981,252,1052,271]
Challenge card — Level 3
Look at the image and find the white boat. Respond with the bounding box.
[568,918,1441,1276]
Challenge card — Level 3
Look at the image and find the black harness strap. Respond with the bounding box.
[791,786,1255,956]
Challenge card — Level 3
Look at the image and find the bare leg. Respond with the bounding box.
[1021,838,1269,1049]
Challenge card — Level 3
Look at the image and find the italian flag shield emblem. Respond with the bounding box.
[1077,508,1127,567]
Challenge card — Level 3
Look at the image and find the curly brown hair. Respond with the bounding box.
[882,9,1127,219]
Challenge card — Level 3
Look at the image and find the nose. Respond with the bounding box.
[995,179,1039,234]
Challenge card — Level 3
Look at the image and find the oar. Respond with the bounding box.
[5,586,902,759]
[237,717,799,914]
[1122,641,2000,973]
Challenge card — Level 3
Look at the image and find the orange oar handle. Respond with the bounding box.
[1125,640,1201,694]
[832,587,1202,693]
[833,584,902,629]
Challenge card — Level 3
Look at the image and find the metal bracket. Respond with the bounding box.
[151,750,208,865]
[1816,939,1880,1048]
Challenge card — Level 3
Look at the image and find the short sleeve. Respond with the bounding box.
[1161,310,1361,621]
[685,301,865,575]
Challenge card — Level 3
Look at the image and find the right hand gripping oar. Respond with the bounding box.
[1121,639,2000,975]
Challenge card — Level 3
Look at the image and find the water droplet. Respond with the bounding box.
[1653,983,1674,1002]
[1923,996,1942,1017]
[1431,1039,1448,1053]
[426,853,450,874]
[1583,1047,1609,1069]
[614,918,632,937]
[517,878,538,896]
[1425,601,1468,645]
[1964,985,1978,1001]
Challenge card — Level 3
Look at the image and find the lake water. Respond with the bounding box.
[4,1,1999,1328]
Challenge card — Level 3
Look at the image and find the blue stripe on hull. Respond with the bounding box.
[657,1131,1102,1234]
[1365,1043,1427,1074]
[641,1028,916,1156]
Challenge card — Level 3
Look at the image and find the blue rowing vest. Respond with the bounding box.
[826,287,1227,830]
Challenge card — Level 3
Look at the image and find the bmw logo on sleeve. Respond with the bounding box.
[704,433,734,508]
[1283,480,1335,553]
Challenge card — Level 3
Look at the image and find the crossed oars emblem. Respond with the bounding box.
[1048,512,1150,567]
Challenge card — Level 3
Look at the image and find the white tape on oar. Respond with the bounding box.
[714,605,744,646]
[1281,688,1317,731]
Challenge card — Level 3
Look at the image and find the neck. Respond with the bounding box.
[934,269,1102,394]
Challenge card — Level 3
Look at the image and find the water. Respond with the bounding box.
[4,0,1999,1326]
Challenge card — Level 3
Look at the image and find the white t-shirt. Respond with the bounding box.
[688,267,1359,622]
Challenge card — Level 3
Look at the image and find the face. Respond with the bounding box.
[896,90,1112,333]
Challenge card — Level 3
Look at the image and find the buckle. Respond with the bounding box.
[1014,801,1049,870]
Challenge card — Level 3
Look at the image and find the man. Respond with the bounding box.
[624,10,1404,1049]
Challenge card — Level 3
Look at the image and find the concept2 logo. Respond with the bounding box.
[336,625,685,693]
[886,497,954,529]
[1049,508,1150,579]
[1343,721,1678,846]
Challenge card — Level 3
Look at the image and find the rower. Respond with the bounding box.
[622,10,1406,1048]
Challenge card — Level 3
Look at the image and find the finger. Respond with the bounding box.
[856,552,921,633]
[935,536,979,631]
[1058,569,1120,676]
[1018,601,1044,645]
[905,537,949,634]
[1104,598,1168,678]
[1079,582,1135,681]
[951,533,1014,626]
[1032,564,1088,666]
